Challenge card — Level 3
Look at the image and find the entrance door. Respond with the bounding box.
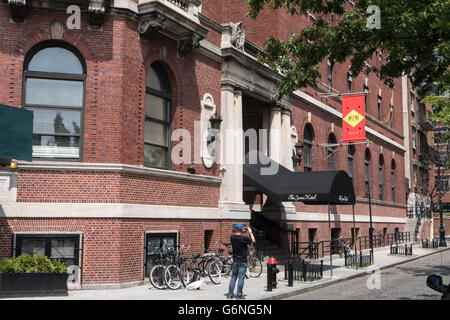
[144,232,177,277]
[331,228,341,254]
[243,113,263,155]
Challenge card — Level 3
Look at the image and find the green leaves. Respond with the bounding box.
[0,254,68,274]
[247,0,450,99]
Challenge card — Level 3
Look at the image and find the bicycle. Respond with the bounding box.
[149,243,177,290]
[221,242,263,279]
[336,238,355,258]
[246,245,263,278]
[180,251,223,285]
[163,244,192,290]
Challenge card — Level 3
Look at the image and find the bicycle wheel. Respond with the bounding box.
[180,259,196,286]
[164,264,182,290]
[221,256,233,276]
[208,259,222,284]
[150,264,166,289]
[248,256,262,278]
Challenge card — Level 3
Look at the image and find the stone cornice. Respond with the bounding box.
[16,161,222,184]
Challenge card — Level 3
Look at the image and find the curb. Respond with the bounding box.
[259,247,450,300]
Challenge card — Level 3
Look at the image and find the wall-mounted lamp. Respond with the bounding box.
[207,112,222,143]
[292,142,304,165]
[188,163,196,174]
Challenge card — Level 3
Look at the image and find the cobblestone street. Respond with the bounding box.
[285,249,450,300]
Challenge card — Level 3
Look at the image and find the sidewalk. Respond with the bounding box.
[1,244,449,300]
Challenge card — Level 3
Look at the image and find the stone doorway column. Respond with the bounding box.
[219,85,249,218]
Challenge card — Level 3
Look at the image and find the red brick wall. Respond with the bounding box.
[0,6,222,177]
[0,217,248,285]
[16,170,220,207]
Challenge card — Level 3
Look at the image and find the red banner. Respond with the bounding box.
[342,95,366,143]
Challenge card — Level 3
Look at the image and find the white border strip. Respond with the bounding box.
[1,203,403,223]
[0,203,248,220]
[287,211,406,224]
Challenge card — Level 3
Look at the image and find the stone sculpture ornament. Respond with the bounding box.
[230,22,246,51]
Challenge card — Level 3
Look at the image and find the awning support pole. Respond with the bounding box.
[352,204,357,270]
[328,203,332,278]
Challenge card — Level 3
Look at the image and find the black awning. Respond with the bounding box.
[243,151,355,205]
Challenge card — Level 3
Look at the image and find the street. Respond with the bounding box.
[285,250,450,300]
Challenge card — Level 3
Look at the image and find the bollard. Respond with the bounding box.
[320,260,323,278]
[288,259,293,287]
[284,262,288,280]
[267,261,273,292]
[267,257,278,291]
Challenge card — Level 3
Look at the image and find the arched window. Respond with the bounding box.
[24,42,86,159]
[379,155,384,201]
[364,149,371,196]
[348,145,355,185]
[327,133,337,170]
[303,124,314,172]
[391,160,396,202]
[144,62,172,169]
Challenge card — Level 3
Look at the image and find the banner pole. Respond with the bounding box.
[328,203,332,278]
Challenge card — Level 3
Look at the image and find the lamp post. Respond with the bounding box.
[292,142,304,170]
[438,160,447,247]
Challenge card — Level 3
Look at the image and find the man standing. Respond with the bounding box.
[226,223,256,299]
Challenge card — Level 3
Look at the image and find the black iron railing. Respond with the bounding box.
[344,250,372,267]
[390,243,413,256]
[251,213,299,256]
[422,238,439,249]
[295,232,411,259]
[407,206,433,219]
[288,257,323,281]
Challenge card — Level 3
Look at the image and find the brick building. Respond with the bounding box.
[0,0,413,288]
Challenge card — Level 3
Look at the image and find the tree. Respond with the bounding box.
[422,80,450,143]
[246,0,449,99]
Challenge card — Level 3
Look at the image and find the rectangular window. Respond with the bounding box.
[15,234,80,267]
[364,86,369,113]
[436,175,449,193]
[348,154,354,185]
[410,92,415,115]
[412,127,416,153]
[391,169,396,202]
[379,168,384,201]
[377,96,382,121]
[347,73,352,93]
[327,60,333,91]
[365,161,370,195]
[303,142,313,172]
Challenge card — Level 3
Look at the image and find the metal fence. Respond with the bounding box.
[344,250,372,268]
[422,238,439,249]
[287,257,324,282]
[295,232,411,259]
[390,243,413,256]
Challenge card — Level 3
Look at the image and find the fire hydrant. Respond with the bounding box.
[267,257,279,291]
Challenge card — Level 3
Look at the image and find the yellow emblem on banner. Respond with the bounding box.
[343,109,364,128]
